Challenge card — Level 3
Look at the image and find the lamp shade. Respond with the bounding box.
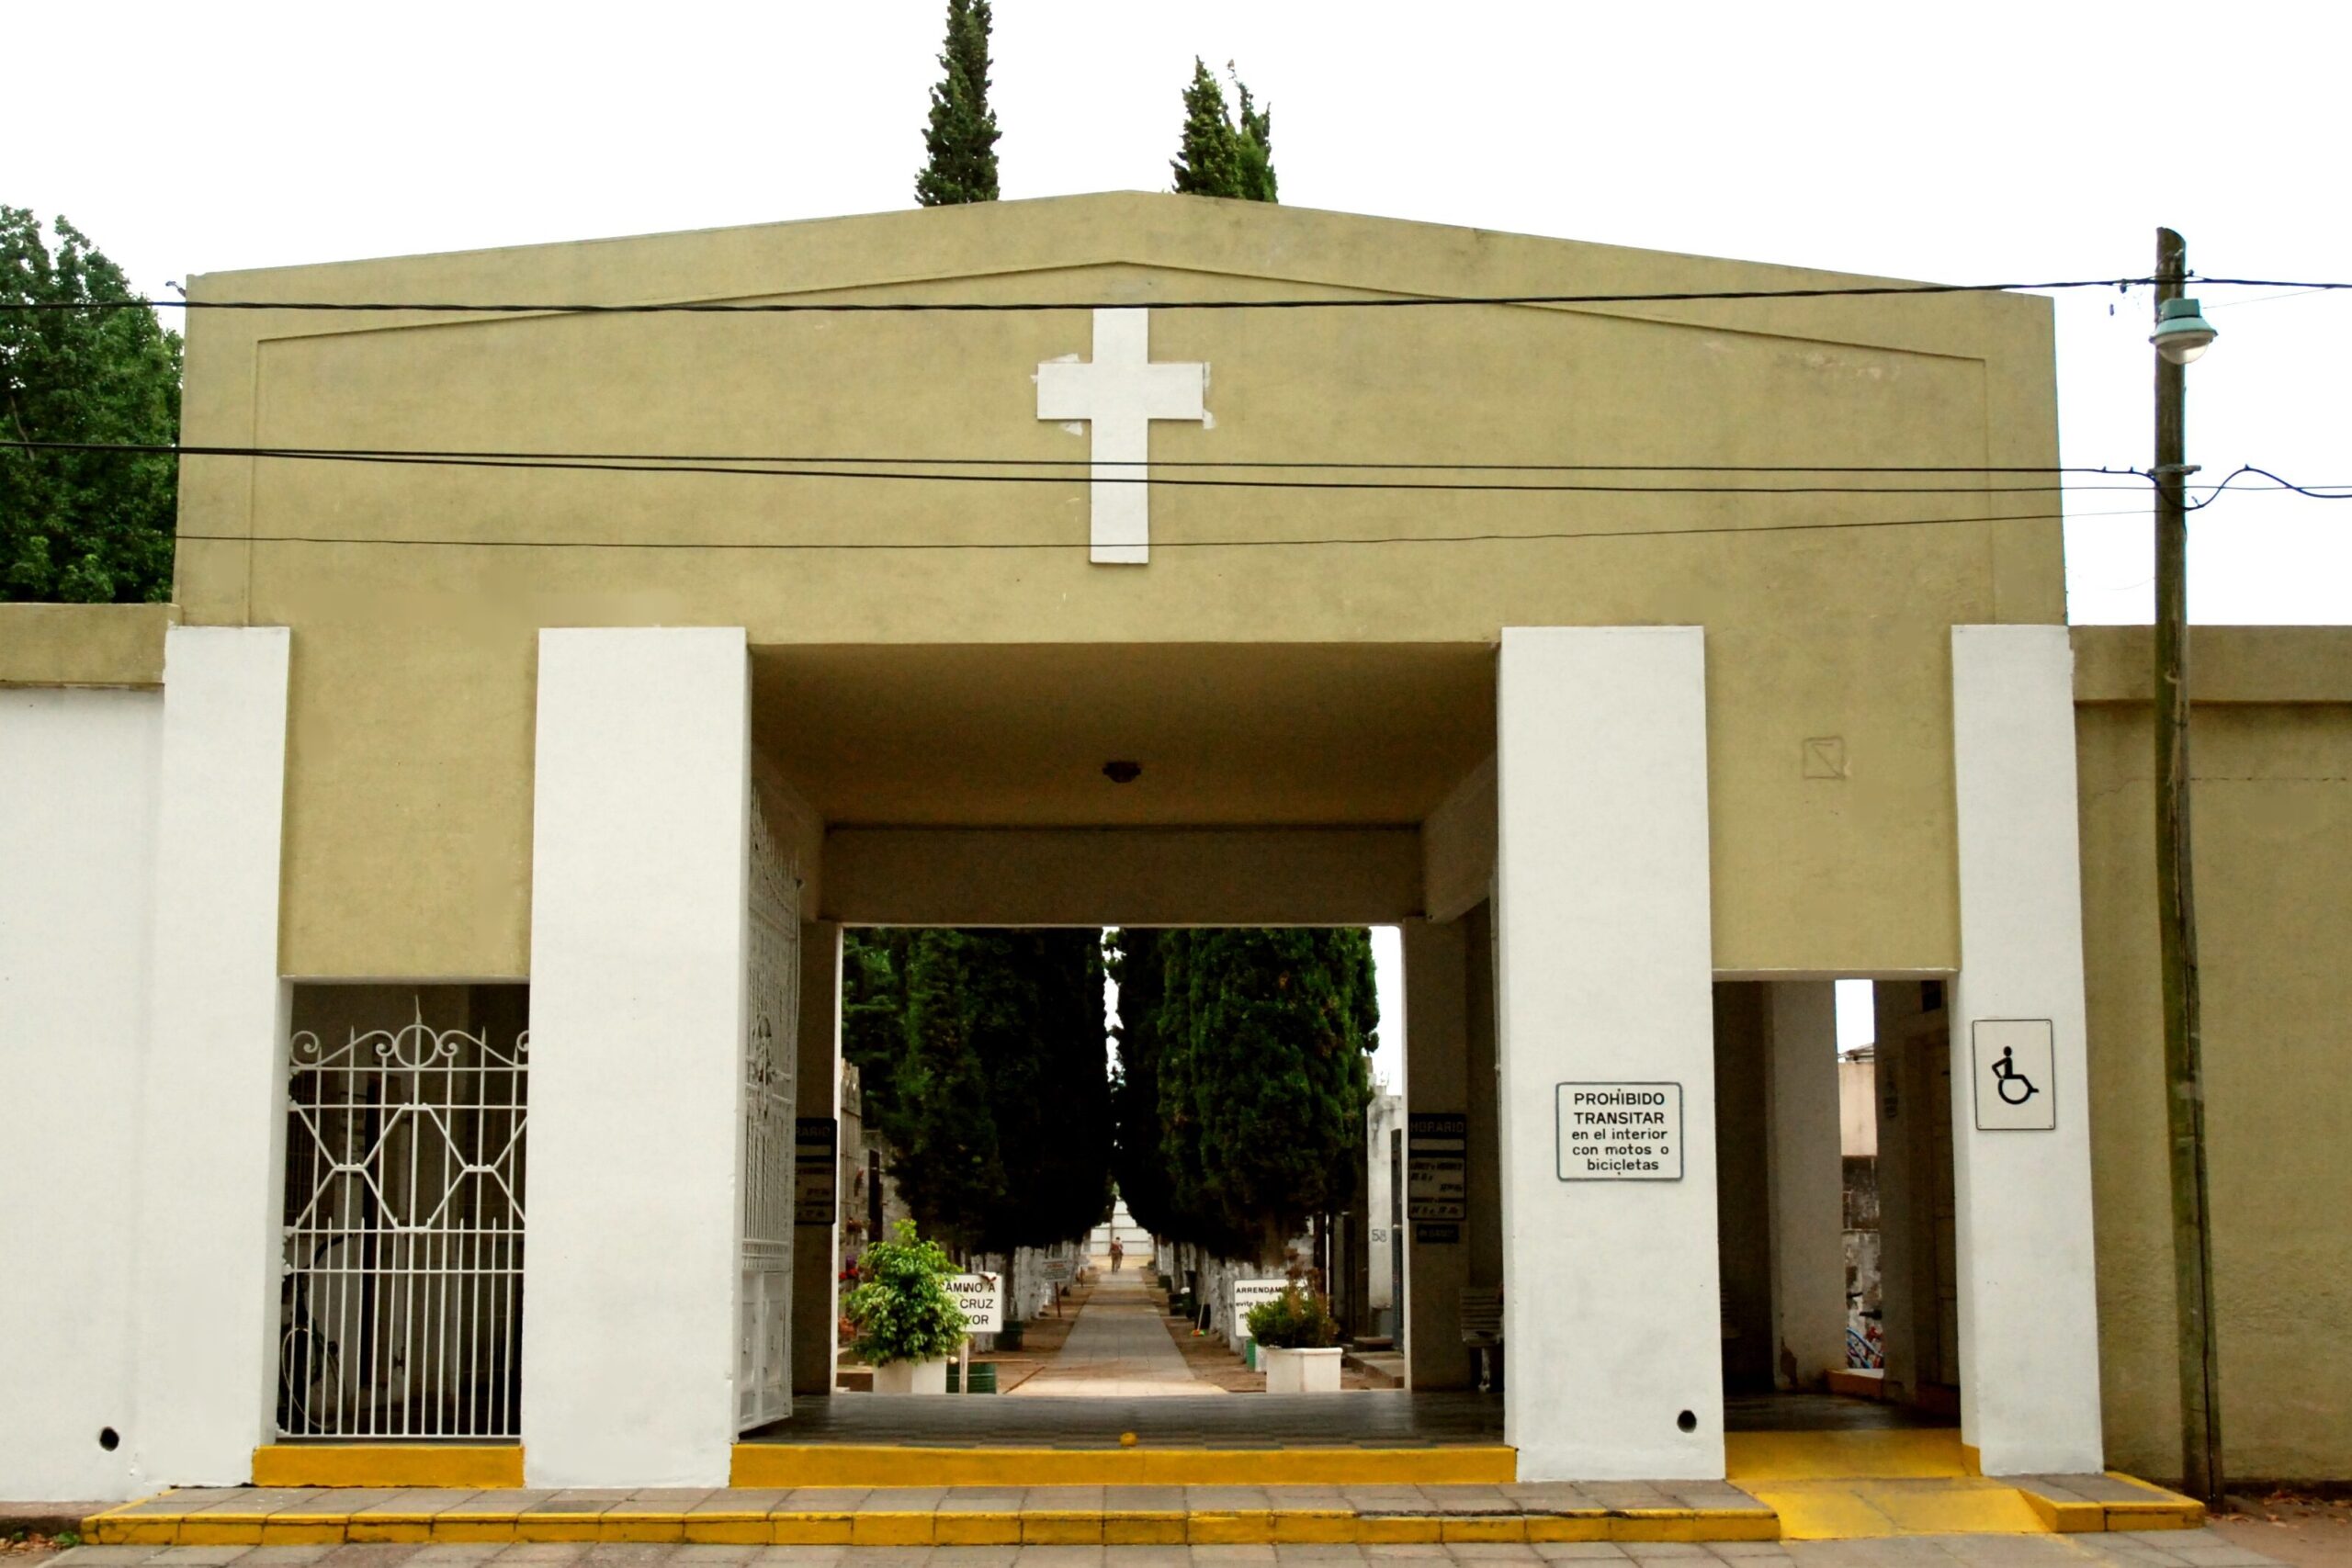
[2153,297,2217,365]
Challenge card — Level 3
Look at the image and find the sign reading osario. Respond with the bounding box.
[1555,1083,1683,1180]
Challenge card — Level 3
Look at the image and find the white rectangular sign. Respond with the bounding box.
[1230,1277,1290,1342]
[945,1272,1002,1333]
[1972,1019,2057,1131]
[1555,1082,1684,1180]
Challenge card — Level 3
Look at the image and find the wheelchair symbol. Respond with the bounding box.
[1990,1045,2039,1106]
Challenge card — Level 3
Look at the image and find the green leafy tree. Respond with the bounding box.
[1159,929,1376,1261]
[882,931,1007,1252]
[1170,61,1278,202]
[1,209,180,603]
[915,0,1002,207]
[842,1219,968,1365]
[842,928,1112,1257]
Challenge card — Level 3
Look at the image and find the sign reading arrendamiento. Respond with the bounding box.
[1555,1083,1684,1180]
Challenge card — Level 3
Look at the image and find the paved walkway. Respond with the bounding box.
[1008,1274,1226,1399]
[39,1529,2296,1566]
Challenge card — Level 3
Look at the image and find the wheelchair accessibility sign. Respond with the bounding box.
[1972,1019,2058,1131]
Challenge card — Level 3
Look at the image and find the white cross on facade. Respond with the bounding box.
[1036,308,1206,565]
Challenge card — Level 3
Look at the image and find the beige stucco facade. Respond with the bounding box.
[2073,626,2352,1483]
[164,192,2061,980]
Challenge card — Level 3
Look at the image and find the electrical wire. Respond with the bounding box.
[2187,465,2352,508]
[0,438,2132,478]
[0,439,2165,496]
[170,505,2165,554]
[6,276,2346,317]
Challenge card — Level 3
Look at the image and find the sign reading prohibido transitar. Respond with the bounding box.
[1555,1083,1684,1180]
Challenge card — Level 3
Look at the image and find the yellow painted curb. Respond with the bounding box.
[252,1444,524,1489]
[1102,1514,1187,1545]
[934,1513,1024,1545]
[682,1515,771,1545]
[769,1513,854,1545]
[1725,1428,1972,1482]
[729,1443,1518,1488]
[1021,1512,1102,1544]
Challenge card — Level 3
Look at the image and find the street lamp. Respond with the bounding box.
[2153,297,2218,366]
[2152,229,2222,1510]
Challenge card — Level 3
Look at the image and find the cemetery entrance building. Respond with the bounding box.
[7,194,2346,1503]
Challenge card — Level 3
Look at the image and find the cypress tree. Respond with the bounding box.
[914,0,1001,207]
[842,928,1113,1258]
[1170,61,1277,203]
[885,931,1006,1252]
[1162,929,1376,1262]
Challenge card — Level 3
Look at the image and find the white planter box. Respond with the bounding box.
[1261,1345,1344,1393]
[869,1357,950,1394]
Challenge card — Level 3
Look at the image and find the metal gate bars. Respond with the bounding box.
[278,1008,527,1440]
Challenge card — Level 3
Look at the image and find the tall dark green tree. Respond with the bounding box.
[842,928,1111,1257]
[914,0,1001,207]
[1114,927,1376,1262]
[1,209,181,603]
[1108,930,1190,1246]
[1170,61,1277,202]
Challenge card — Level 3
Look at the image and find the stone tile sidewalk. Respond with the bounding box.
[44,1526,2296,1567]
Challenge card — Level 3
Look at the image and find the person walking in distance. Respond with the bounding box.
[1109,1237,1125,1272]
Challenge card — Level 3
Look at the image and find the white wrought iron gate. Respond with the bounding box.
[739,798,801,1431]
[278,1006,527,1439]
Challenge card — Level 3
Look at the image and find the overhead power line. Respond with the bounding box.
[172,504,2172,554]
[17,440,2347,504]
[0,438,2183,496]
[7,276,2346,317]
[0,438,2128,478]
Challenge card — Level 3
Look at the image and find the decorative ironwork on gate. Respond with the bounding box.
[278,1009,527,1440]
[739,797,802,1431]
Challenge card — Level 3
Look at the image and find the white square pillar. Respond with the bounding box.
[523,627,749,1487]
[1495,626,1721,1480]
[130,627,291,1488]
[1949,625,2104,1474]
[1767,982,1848,1389]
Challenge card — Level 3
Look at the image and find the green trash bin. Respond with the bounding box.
[946,1361,999,1393]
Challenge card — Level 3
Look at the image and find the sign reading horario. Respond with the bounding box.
[1555,1083,1683,1180]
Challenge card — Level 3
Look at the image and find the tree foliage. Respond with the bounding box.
[1170,61,1278,203]
[1113,928,1375,1262]
[1,209,180,603]
[915,0,1001,207]
[842,1219,968,1366]
[842,929,1111,1256]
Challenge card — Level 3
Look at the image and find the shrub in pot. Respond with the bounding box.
[1247,1285,1344,1393]
[842,1220,966,1393]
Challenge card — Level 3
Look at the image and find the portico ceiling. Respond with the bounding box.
[750,641,1495,828]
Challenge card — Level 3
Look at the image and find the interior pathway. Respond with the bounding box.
[1006,1269,1226,1398]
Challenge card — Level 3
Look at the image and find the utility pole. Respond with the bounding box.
[2154,225,2223,1508]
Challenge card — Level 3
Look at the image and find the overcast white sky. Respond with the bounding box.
[14,0,2347,625]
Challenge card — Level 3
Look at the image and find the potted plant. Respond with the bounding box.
[841,1220,967,1393]
[1247,1285,1344,1393]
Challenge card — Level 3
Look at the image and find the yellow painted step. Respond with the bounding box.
[729,1443,1520,1487]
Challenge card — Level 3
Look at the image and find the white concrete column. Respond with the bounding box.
[0,688,162,1500]
[524,627,749,1487]
[1495,626,1721,1481]
[1767,982,1848,1389]
[130,627,292,1488]
[1949,625,2104,1474]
